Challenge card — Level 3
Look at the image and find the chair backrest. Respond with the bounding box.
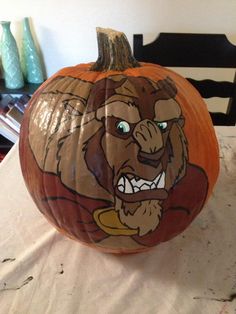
[133,33,236,126]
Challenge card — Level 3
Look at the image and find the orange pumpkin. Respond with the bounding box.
[19,28,219,254]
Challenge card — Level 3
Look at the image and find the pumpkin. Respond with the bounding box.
[19,28,219,254]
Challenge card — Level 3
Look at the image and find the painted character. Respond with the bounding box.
[27,75,208,250]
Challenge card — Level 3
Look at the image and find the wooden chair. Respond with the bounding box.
[133,33,236,126]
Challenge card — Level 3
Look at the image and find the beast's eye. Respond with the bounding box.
[116,121,131,134]
[157,121,168,131]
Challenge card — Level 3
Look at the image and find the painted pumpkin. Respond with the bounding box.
[19,28,219,254]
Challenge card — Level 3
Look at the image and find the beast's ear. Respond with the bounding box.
[114,78,139,97]
[157,76,177,98]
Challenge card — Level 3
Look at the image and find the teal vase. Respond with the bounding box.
[21,17,44,84]
[0,21,24,89]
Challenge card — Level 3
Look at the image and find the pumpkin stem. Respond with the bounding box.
[90,27,140,72]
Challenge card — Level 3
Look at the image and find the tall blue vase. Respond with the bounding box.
[0,21,24,89]
[21,17,44,84]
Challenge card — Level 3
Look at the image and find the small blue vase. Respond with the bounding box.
[0,21,24,89]
[21,17,44,84]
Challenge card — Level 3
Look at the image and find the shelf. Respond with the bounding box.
[0,79,41,95]
[0,80,43,161]
[0,79,44,161]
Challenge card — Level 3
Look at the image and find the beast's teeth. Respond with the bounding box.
[157,172,165,188]
[118,176,125,186]
[140,183,150,191]
[154,173,161,185]
[124,176,134,194]
[117,176,125,193]
[118,185,125,192]
[135,179,147,188]
[151,183,156,189]
[118,172,165,193]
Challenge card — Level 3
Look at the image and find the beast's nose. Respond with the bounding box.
[133,119,163,153]
[133,119,164,167]
[137,149,164,167]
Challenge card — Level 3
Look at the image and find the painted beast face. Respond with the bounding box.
[29,75,188,238]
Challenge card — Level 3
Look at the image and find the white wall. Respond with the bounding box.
[1,0,236,77]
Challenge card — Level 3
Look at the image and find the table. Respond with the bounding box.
[0,127,235,314]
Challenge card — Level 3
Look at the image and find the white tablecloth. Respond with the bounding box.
[0,127,236,314]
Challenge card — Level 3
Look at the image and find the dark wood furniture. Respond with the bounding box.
[133,33,236,126]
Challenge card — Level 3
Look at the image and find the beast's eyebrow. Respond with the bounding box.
[96,101,141,123]
[155,99,181,121]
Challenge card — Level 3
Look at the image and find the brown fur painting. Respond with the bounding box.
[27,74,208,250]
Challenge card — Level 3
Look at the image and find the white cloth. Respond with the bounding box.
[0,127,236,314]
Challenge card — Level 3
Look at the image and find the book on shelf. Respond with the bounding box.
[15,101,26,114]
[0,113,20,133]
[0,119,18,143]
[0,81,41,158]
[6,106,23,129]
[14,94,31,113]
[0,93,30,143]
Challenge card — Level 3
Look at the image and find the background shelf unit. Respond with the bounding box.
[0,80,42,160]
